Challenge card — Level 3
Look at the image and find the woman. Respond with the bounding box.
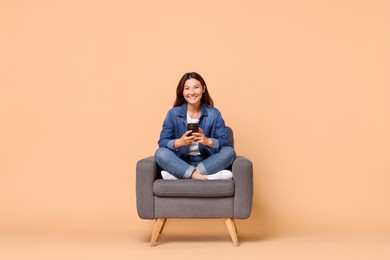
[155,72,236,180]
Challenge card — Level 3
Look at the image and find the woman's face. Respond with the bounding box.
[183,78,204,106]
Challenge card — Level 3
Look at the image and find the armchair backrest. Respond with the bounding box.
[227,126,234,148]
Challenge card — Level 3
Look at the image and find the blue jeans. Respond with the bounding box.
[154,146,236,179]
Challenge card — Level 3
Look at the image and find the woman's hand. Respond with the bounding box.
[174,130,196,148]
[193,128,213,147]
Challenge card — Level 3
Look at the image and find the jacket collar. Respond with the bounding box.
[177,102,209,118]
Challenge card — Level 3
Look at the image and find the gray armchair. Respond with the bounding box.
[136,127,253,246]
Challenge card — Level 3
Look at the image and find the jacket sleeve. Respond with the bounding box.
[158,110,177,150]
[214,110,231,148]
[199,109,231,155]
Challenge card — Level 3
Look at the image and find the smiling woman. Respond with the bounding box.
[155,72,236,180]
[173,72,214,108]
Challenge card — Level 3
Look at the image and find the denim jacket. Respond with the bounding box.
[158,102,231,160]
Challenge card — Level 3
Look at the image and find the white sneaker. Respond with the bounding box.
[161,170,179,180]
[206,170,233,180]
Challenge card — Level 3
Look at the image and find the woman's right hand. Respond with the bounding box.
[174,130,195,148]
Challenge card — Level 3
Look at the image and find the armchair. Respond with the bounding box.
[136,127,253,246]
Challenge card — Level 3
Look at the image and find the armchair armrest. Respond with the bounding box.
[232,156,253,219]
[136,156,159,219]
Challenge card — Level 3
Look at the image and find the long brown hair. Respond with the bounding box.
[173,72,214,107]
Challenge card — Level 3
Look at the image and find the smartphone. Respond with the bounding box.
[187,123,199,136]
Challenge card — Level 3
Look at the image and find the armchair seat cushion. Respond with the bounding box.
[153,179,235,198]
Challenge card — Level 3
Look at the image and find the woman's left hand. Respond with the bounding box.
[193,128,213,147]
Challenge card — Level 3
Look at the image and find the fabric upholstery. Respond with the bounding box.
[136,127,253,220]
[153,179,234,197]
[136,156,157,219]
[155,197,234,218]
[232,156,253,218]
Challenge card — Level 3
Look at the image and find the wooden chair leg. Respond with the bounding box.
[225,218,239,246]
[150,218,166,246]
[159,218,167,234]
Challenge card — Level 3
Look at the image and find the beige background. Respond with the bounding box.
[1,0,390,247]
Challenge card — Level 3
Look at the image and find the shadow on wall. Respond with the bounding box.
[235,191,275,242]
[233,153,281,242]
[236,200,279,242]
